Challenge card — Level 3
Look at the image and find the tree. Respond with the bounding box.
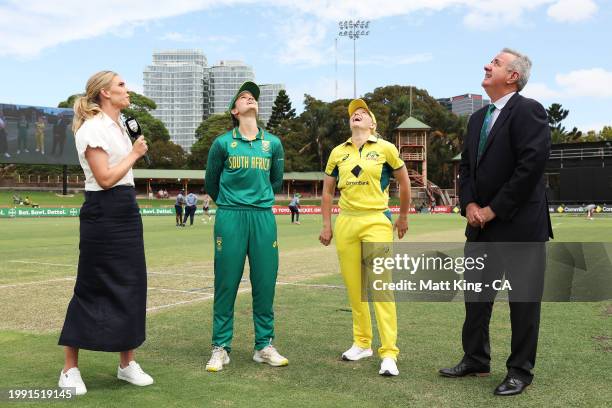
[266,90,296,134]
[187,113,234,169]
[299,95,336,171]
[58,94,79,109]
[600,126,612,140]
[546,103,569,133]
[148,140,186,169]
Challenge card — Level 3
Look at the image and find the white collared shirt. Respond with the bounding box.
[75,112,135,191]
[487,91,516,133]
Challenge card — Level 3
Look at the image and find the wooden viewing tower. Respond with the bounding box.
[394,117,451,205]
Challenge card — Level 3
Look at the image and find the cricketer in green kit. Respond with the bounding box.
[204,81,288,372]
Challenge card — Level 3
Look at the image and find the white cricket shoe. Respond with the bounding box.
[253,345,289,367]
[206,346,230,372]
[58,367,87,395]
[117,361,154,386]
[379,357,399,376]
[341,344,373,361]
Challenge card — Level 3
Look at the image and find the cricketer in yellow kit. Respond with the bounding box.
[319,98,411,377]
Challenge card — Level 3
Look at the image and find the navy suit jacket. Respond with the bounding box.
[459,92,553,242]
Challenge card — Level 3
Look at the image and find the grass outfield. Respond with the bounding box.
[0,214,610,407]
[1,190,333,208]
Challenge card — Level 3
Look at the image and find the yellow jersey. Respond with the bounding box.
[325,135,404,212]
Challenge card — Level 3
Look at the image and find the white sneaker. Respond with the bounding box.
[58,367,87,395]
[24,149,29,153]
[117,361,154,386]
[253,345,289,367]
[379,357,399,376]
[206,346,230,372]
[341,344,373,361]
[3,152,10,158]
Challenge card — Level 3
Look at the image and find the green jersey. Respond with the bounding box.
[205,127,284,209]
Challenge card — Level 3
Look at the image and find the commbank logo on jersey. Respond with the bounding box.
[365,151,380,160]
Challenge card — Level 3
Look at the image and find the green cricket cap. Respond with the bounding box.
[228,81,260,111]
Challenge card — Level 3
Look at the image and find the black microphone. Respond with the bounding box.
[122,115,151,165]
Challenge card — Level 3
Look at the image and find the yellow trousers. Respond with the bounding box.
[334,212,399,360]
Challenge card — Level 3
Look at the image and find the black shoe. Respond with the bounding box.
[494,376,528,396]
[439,362,490,378]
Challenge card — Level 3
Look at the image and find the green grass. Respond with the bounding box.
[0,190,180,208]
[0,213,610,407]
[1,190,336,208]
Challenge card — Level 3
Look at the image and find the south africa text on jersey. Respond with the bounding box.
[228,155,271,170]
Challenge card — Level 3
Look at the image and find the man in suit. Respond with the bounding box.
[439,48,553,396]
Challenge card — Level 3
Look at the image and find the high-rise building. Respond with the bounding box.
[436,97,452,112]
[450,93,490,117]
[143,49,207,152]
[209,60,255,115]
[144,53,283,151]
[258,84,285,125]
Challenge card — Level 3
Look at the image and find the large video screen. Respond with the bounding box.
[0,103,79,165]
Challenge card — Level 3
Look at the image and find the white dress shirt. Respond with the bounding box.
[75,112,135,191]
[487,91,516,133]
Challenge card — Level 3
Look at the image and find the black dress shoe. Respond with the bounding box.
[494,377,529,396]
[439,362,490,378]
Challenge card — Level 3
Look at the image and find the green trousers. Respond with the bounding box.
[212,207,279,352]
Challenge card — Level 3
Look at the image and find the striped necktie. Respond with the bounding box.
[477,104,497,161]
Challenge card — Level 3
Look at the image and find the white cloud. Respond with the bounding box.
[461,0,550,30]
[556,68,612,98]
[276,18,330,66]
[521,82,562,100]
[160,32,201,42]
[522,68,612,101]
[0,0,238,58]
[0,0,596,59]
[547,0,598,23]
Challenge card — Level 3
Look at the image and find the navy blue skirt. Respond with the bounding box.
[59,186,147,352]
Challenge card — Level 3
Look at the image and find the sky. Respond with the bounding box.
[0,0,610,132]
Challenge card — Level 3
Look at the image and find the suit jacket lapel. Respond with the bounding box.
[478,93,521,164]
[470,108,486,170]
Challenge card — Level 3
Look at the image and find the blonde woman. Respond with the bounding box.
[319,99,411,376]
[58,71,153,395]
